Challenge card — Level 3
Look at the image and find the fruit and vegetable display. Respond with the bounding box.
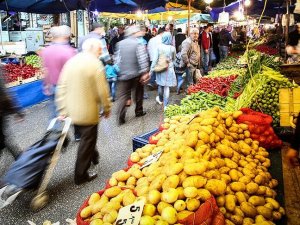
[255,45,278,56]
[215,57,243,70]
[3,63,38,83]
[164,92,226,118]
[78,108,285,225]
[207,68,246,78]
[25,55,42,68]
[187,75,237,97]
[233,66,297,126]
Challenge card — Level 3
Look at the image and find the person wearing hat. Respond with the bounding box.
[115,25,150,125]
[40,25,76,120]
[78,23,110,63]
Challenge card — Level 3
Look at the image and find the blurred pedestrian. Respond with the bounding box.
[201,23,213,75]
[56,38,111,185]
[0,71,24,159]
[212,27,220,65]
[151,32,176,109]
[115,25,150,125]
[175,28,187,53]
[174,45,186,94]
[181,28,200,87]
[219,25,238,61]
[78,23,110,64]
[105,59,119,102]
[147,27,165,88]
[109,26,125,55]
[40,25,76,120]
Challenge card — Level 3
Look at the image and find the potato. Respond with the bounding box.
[165,163,184,176]
[265,198,280,210]
[186,131,198,148]
[225,116,233,127]
[225,219,235,225]
[279,207,285,215]
[257,186,267,195]
[184,162,207,175]
[243,218,254,225]
[248,196,265,206]
[230,182,246,192]
[220,167,231,174]
[234,207,244,217]
[92,196,109,214]
[205,179,227,196]
[246,182,259,195]
[80,206,92,219]
[162,175,180,191]
[198,131,210,144]
[255,215,267,223]
[149,174,167,191]
[236,192,247,204]
[231,215,243,225]
[217,144,234,158]
[89,193,101,205]
[182,176,207,188]
[221,174,232,185]
[229,169,240,181]
[256,206,272,220]
[240,202,257,218]
[272,211,282,220]
[216,196,226,207]
[104,187,122,198]
[225,158,238,169]
[225,194,236,212]
[197,189,212,201]
[186,198,200,211]
[239,176,251,185]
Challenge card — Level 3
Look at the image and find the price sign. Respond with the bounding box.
[115,199,145,225]
[140,150,163,169]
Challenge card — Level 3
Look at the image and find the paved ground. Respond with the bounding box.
[0,89,183,225]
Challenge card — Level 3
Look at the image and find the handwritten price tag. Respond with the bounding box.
[114,199,145,225]
[140,150,163,169]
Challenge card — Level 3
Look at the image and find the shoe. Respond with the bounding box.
[75,172,98,185]
[156,96,163,105]
[118,118,126,125]
[74,134,81,142]
[136,112,147,117]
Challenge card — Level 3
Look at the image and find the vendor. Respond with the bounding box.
[286,23,300,62]
[287,115,300,166]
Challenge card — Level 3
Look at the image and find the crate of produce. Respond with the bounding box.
[279,88,300,127]
[132,128,158,151]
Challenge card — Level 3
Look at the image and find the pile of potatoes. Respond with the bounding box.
[79,107,285,225]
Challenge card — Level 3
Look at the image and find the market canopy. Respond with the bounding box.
[0,0,86,14]
[90,0,166,13]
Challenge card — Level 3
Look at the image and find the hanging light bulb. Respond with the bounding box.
[204,0,213,4]
[244,0,251,7]
[168,16,173,21]
[234,10,245,21]
[136,10,143,18]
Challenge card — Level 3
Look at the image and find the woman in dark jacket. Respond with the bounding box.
[0,71,24,159]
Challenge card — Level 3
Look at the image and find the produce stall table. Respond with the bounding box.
[280,64,300,84]
[9,80,49,108]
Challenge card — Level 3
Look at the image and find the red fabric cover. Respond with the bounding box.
[76,190,105,225]
[178,196,225,225]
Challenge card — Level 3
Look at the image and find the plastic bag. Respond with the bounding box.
[178,196,224,225]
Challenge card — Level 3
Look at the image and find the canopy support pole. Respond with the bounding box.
[285,0,290,61]
[188,0,191,35]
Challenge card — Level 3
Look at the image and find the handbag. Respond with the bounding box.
[153,48,170,73]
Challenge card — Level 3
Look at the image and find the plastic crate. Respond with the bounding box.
[132,128,158,151]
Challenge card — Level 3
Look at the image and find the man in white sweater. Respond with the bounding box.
[56,38,111,185]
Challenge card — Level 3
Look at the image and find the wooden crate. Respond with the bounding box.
[279,88,300,126]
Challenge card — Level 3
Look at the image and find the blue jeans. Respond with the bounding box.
[219,46,229,61]
[48,85,57,120]
[176,73,184,93]
[203,51,210,74]
[107,78,117,101]
[149,71,156,86]
[186,67,195,87]
[158,86,170,107]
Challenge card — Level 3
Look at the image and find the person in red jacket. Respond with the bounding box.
[201,23,213,75]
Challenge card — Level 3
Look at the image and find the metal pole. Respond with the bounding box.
[188,0,191,35]
[285,0,290,60]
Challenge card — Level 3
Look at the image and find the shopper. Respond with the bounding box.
[56,38,111,185]
[181,28,201,87]
[151,32,176,109]
[0,72,24,160]
[212,27,220,65]
[109,26,125,55]
[105,59,119,102]
[40,25,76,120]
[174,45,186,95]
[78,23,110,63]
[287,114,300,166]
[201,23,213,75]
[115,25,150,125]
[175,28,187,53]
[219,25,238,61]
[147,27,164,88]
